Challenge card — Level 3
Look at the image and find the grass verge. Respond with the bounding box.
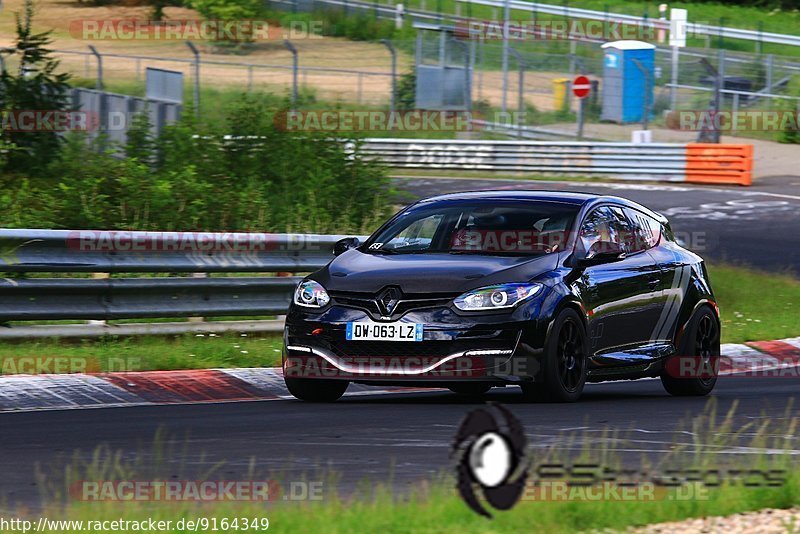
[0,333,284,373]
[11,402,800,533]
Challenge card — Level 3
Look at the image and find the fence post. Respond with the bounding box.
[284,40,299,111]
[185,41,200,117]
[508,47,524,137]
[631,58,650,131]
[500,0,510,113]
[87,45,103,91]
[669,46,679,111]
[731,93,739,136]
[381,39,397,114]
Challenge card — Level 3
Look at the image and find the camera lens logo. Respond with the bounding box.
[451,404,528,518]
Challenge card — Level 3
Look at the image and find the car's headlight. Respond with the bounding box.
[454,283,542,311]
[294,280,330,308]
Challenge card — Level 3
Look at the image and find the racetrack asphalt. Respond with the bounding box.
[392,174,800,273]
[2,374,798,510]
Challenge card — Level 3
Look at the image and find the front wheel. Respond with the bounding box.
[522,308,588,403]
[285,377,349,402]
[661,306,720,397]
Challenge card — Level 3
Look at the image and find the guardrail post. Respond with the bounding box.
[284,40,299,111]
[185,41,200,117]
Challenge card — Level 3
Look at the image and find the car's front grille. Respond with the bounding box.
[329,291,456,318]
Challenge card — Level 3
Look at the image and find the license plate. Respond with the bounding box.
[346,322,423,342]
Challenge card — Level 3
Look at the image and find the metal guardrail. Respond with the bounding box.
[0,231,358,322]
[360,137,687,175]
[358,138,753,185]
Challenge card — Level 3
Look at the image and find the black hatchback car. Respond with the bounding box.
[283,191,720,402]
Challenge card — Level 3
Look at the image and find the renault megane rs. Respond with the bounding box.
[282,191,720,402]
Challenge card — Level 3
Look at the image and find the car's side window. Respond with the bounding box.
[579,206,621,253]
[624,208,662,252]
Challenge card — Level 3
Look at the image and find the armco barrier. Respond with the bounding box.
[359,138,753,186]
[685,143,754,186]
[0,231,364,322]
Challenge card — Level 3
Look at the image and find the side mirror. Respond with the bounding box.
[333,237,360,256]
[575,241,626,268]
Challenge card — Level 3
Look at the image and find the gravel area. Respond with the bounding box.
[625,507,800,534]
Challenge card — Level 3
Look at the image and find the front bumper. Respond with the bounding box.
[283,304,544,384]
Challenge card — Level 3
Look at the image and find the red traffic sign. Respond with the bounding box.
[572,75,591,99]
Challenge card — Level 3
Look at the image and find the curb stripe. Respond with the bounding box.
[103,370,276,404]
[1,337,799,413]
[745,341,800,366]
[0,374,146,411]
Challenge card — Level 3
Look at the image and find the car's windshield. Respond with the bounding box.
[364,200,580,256]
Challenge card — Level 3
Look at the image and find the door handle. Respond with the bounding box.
[648,278,660,290]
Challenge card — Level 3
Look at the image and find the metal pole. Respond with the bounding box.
[87,45,103,91]
[731,93,739,136]
[453,40,472,115]
[508,48,524,137]
[283,40,299,111]
[631,58,650,131]
[670,46,679,111]
[185,41,200,117]
[501,0,510,113]
[381,39,397,113]
[577,97,584,139]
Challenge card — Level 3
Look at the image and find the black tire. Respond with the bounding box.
[448,384,492,397]
[284,377,348,402]
[661,306,720,397]
[522,308,588,403]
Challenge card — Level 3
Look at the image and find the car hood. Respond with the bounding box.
[314,250,560,294]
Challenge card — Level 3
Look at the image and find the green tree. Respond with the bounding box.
[189,0,263,45]
[0,0,71,174]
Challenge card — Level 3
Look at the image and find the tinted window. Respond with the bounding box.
[578,206,633,254]
[366,201,580,255]
[624,208,662,252]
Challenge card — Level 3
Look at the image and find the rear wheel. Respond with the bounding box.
[661,306,720,397]
[522,308,587,403]
[284,377,349,402]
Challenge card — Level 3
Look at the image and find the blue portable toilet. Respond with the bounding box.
[600,40,655,123]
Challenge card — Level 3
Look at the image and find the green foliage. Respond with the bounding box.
[0,94,392,234]
[267,7,415,42]
[396,70,416,111]
[189,0,263,44]
[0,0,71,175]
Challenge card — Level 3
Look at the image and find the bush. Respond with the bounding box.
[0,96,393,234]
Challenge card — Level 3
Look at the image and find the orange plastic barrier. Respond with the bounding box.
[685,143,754,186]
